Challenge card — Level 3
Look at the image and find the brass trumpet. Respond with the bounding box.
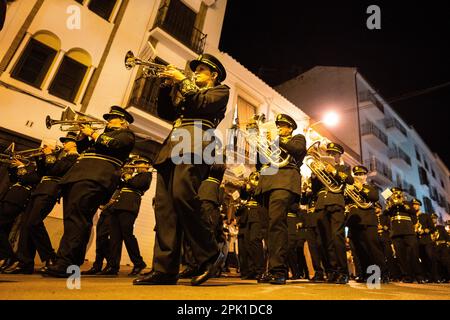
[124,50,189,79]
[45,115,106,131]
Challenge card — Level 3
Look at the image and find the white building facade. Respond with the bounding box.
[276,66,450,223]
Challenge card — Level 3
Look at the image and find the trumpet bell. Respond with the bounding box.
[125,50,135,70]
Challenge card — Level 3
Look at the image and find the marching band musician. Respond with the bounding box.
[0,153,41,272]
[312,142,353,284]
[236,171,265,280]
[411,198,438,282]
[375,202,401,281]
[44,106,135,277]
[4,133,79,274]
[255,114,307,285]
[102,156,152,276]
[133,54,229,286]
[384,187,424,283]
[430,213,450,282]
[345,165,389,283]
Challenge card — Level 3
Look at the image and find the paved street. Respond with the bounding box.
[1,269,449,300]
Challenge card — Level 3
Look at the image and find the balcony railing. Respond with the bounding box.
[358,90,384,114]
[384,117,407,137]
[365,157,392,182]
[388,146,412,166]
[154,2,207,54]
[361,122,389,145]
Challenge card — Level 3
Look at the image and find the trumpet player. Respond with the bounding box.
[0,152,41,272]
[345,166,388,283]
[313,142,353,284]
[385,187,423,283]
[44,106,135,278]
[133,54,229,286]
[255,114,307,285]
[3,133,79,274]
[411,198,438,282]
[430,213,450,282]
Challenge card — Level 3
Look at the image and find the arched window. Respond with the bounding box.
[48,48,92,103]
[11,30,60,88]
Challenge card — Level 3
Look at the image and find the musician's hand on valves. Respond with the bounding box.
[42,145,53,155]
[159,65,186,83]
[11,159,24,167]
[80,124,94,137]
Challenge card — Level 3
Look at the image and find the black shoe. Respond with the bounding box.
[99,266,119,276]
[39,258,57,274]
[179,266,201,279]
[290,273,301,280]
[241,272,258,280]
[335,274,349,284]
[355,276,367,283]
[128,263,147,277]
[191,251,225,286]
[311,272,325,282]
[402,276,414,283]
[133,271,178,285]
[257,273,272,283]
[43,265,70,278]
[3,261,34,274]
[326,272,338,283]
[269,274,287,285]
[0,258,17,273]
[81,267,102,275]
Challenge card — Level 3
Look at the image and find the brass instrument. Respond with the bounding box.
[45,115,106,132]
[385,190,406,210]
[344,181,373,209]
[0,153,30,166]
[240,114,291,168]
[124,50,190,79]
[303,141,343,193]
[431,230,439,242]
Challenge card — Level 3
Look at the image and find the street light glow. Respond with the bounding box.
[323,111,339,127]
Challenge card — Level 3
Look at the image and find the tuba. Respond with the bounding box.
[303,141,343,193]
[240,114,291,168]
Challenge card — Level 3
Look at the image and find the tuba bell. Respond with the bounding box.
[344,181,373,209]
[303,141,343,193]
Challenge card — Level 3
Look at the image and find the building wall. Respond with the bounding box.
[276,66,362,159]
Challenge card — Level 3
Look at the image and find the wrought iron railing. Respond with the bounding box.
[365,157,392,181]
[154,2,207,54]
[358,90,384,114]
[388,146,412,166]
[384,117,407,137]
[361,122,389,145]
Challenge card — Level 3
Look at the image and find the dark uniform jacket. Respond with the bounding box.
[1,163,40,209]
[312,164,354,210]
[256,134,307,196]
[198,177,222,205]
[434,225,450,245]
[384,201,415,237]
[413,212,435,245]
[109,171,152,214]
[33,151,78,198]
[346,183,379,227]
[154,82,230,165]
[59,128,135,194]
[377,213,391,238]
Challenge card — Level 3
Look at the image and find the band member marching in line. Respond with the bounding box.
[430,213,450,282]
[44,106,135,277]
[411,198,438,282]
[255,114,307,285]
[101,155,152,276]
[4,133,79,274]
[0,154,41,272]
[312,142,353,284]
[375,202,401,281]
[133,54,229,286]
[384,187,424,283]
[345,165,389,283]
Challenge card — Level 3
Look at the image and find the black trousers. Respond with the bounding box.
[287,235,308,278]
[435,244,450,280]
[244,221,265,275]
[92,210,111,270]
[306,227,326,275]
[418,241,438,281]
[56,180,110,267]
[392,235,422,279]
[349,225,388,277]
[378,233,401,279]
[152,161,218,275]
[261,189,296,276]
[109,209,144,269]
[0,202,22,259]
[316,205,348,276]
[16,194,57,265]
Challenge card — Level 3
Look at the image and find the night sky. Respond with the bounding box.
[219,1,450,168]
